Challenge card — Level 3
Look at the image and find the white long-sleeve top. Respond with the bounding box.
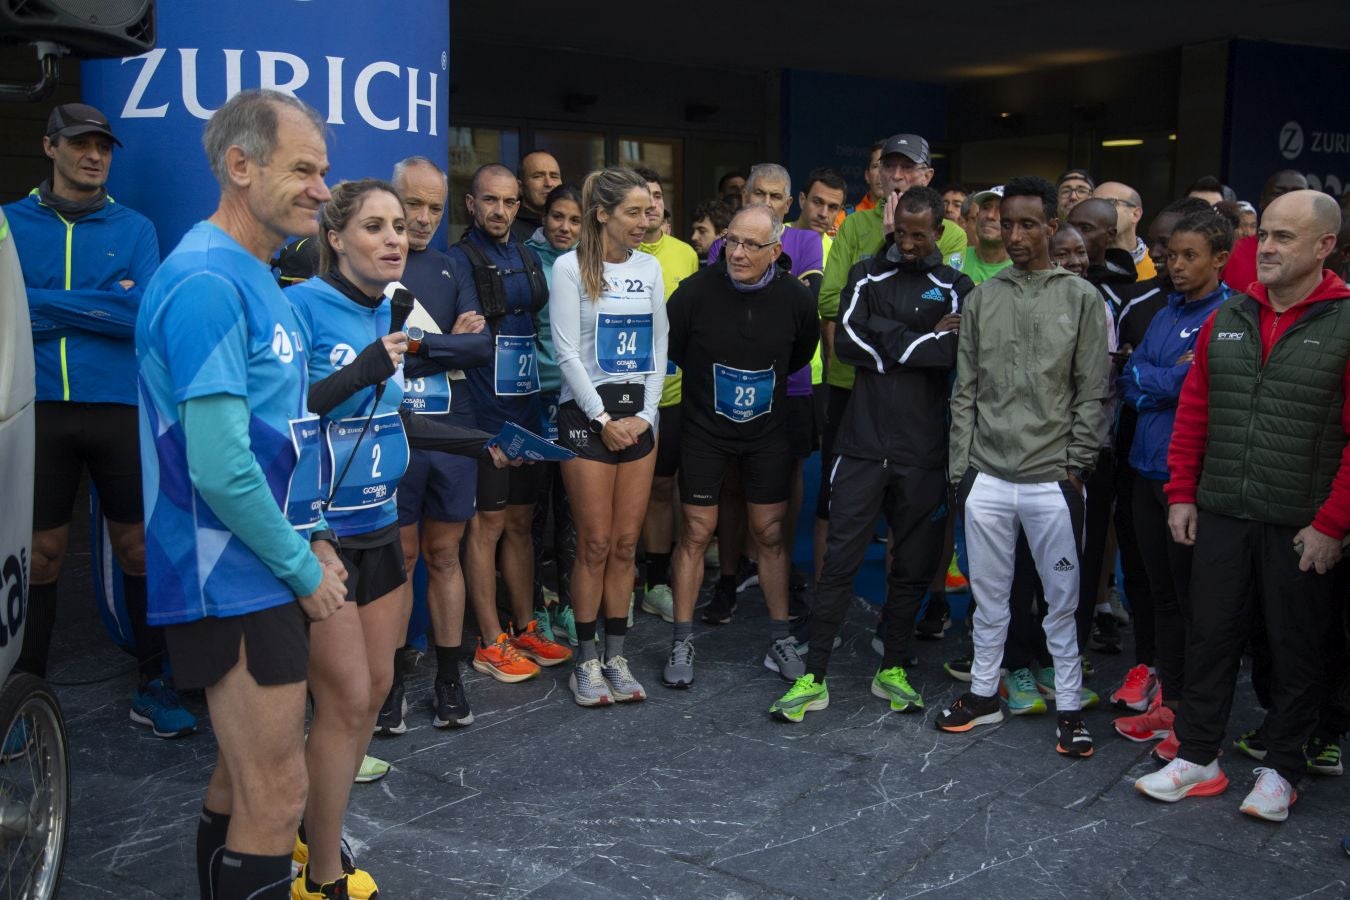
[549,248,668,426]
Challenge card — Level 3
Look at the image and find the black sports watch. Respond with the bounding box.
[589,412,611,434]
[309,528,340,552]
[405,325,425,356]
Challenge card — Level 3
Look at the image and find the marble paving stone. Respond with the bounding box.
[47,527,1350,899]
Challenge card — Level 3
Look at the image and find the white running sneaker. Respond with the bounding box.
[1135,757,1229,802]
[1239,767,1297,822]
[569,658,614,707]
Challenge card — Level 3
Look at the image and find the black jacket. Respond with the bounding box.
[667,263,819,442]
[833,248,974,468]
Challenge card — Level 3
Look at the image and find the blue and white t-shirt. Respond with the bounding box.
[137,222,320,625]
[288,276,408,538]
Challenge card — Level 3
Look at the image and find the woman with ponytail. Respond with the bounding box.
[549,167,668,706]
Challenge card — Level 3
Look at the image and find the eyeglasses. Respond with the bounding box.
[723,234,779,253]
[1102,197,1139,208]
[1058,185,1093,198]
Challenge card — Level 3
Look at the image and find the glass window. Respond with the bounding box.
[447,125,519,243]
[530,130,605,190]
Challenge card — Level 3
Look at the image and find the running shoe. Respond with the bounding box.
[1234,729,1268,761]
[532,607,556,642]
[291,869,351,899]
[944,656,974,682]
[373,679,407,736]
[1152,732,1180,762]
[915,594,951,640]
[1240,767,1297,822]
[765,636,806,681]
[662,638,695,688]
[1056,712,1094,758]
[1032,663,1099,708]
[510,619,572,666]
[354,755,390,784]
[473,634,540,683]
[1114,704,1174,743]
[945,555,969,592]
[769,674,829,723]
[702,579,737,624]
[872,666,924,713]
[936,692,1003,733]
[788,589,811,623]
[1305,736,1343,775]
[433,679,474,728]
[1108,586,1131,625]
[292,835,377,899]
[553,605,578,646]
[1135,757,1228,802]
[1341,834,1350,857]
[601,655,647,702]
[1000,667,1047,716]
[130,677,197,739]
[790,566,810,592]
[1110,664,1159,711]
[642,584,675,622]
[1089,612,1122,653]
[735,558,759,593]
[569,658,614,707]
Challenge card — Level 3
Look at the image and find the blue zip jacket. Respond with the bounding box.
[446,227,545,433]
[5,191,159,405]
[1120,284,1230,481]
[400,246,492,427]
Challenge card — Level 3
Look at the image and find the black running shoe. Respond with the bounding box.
[936,691,1003,732]
[1089,612,1122,654]
[915,594,951,641]
[1056,712,1094,757]
[433,679,474,728]
[374,677,407,736]
[788,588,811,623]
[702,579,737,625]
[735,558,760,593]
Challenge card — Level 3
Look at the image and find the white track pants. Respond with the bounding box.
[960,471,1086,711]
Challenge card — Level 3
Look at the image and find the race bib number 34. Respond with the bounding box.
[596,313,655,375]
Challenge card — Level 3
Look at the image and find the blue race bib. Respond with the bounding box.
[540,389,560,442]
[713,363,774,422]
[285,415,323,530]
[495,334,540,396]
[595,313,655,375]
[400,372,451,415]
[325,411,410,512]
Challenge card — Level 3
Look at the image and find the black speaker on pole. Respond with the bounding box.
[0,0,155,58]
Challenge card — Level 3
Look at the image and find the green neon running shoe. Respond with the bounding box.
[769,674,830,723]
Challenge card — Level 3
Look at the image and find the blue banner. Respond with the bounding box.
[1226,40,1350,204]
[80,1,450,257]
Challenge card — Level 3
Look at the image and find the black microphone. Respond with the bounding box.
[389,287,415,334]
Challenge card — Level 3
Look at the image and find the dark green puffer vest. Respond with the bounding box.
[1197,294,1350,525]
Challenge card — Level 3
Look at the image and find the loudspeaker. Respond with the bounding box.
[0,0,154,58]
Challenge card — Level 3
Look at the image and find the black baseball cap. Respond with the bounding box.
[880,133,931,166]
[46,103,122,146]
[1056,168,1094,190]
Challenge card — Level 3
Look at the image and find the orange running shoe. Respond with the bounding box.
[944,554,969,592]
[473,634,540,682]
[510,619,573,667]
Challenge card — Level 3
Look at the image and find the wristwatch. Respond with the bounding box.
[589,412,612,434]
[1067,465,1091,482]
[405,325,425,356]
[309,528,340,552]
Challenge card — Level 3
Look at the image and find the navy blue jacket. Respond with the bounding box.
[1120,285,1231,480]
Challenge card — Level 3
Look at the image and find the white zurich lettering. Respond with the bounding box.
[114,49,441,133]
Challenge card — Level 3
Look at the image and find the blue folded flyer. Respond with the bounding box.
[489,421,576,462]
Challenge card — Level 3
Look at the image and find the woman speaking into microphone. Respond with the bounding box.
[550,168,668,707]
[285,179,411,899]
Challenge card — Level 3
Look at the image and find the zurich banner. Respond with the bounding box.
[80,0,450,256]
[1226,39,1350,204]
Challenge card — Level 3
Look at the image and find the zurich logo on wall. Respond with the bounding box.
[1280,121,1304,160]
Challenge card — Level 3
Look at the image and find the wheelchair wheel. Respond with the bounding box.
[0,673,68,899]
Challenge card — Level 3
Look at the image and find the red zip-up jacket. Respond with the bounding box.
[1165,270,1350,538]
